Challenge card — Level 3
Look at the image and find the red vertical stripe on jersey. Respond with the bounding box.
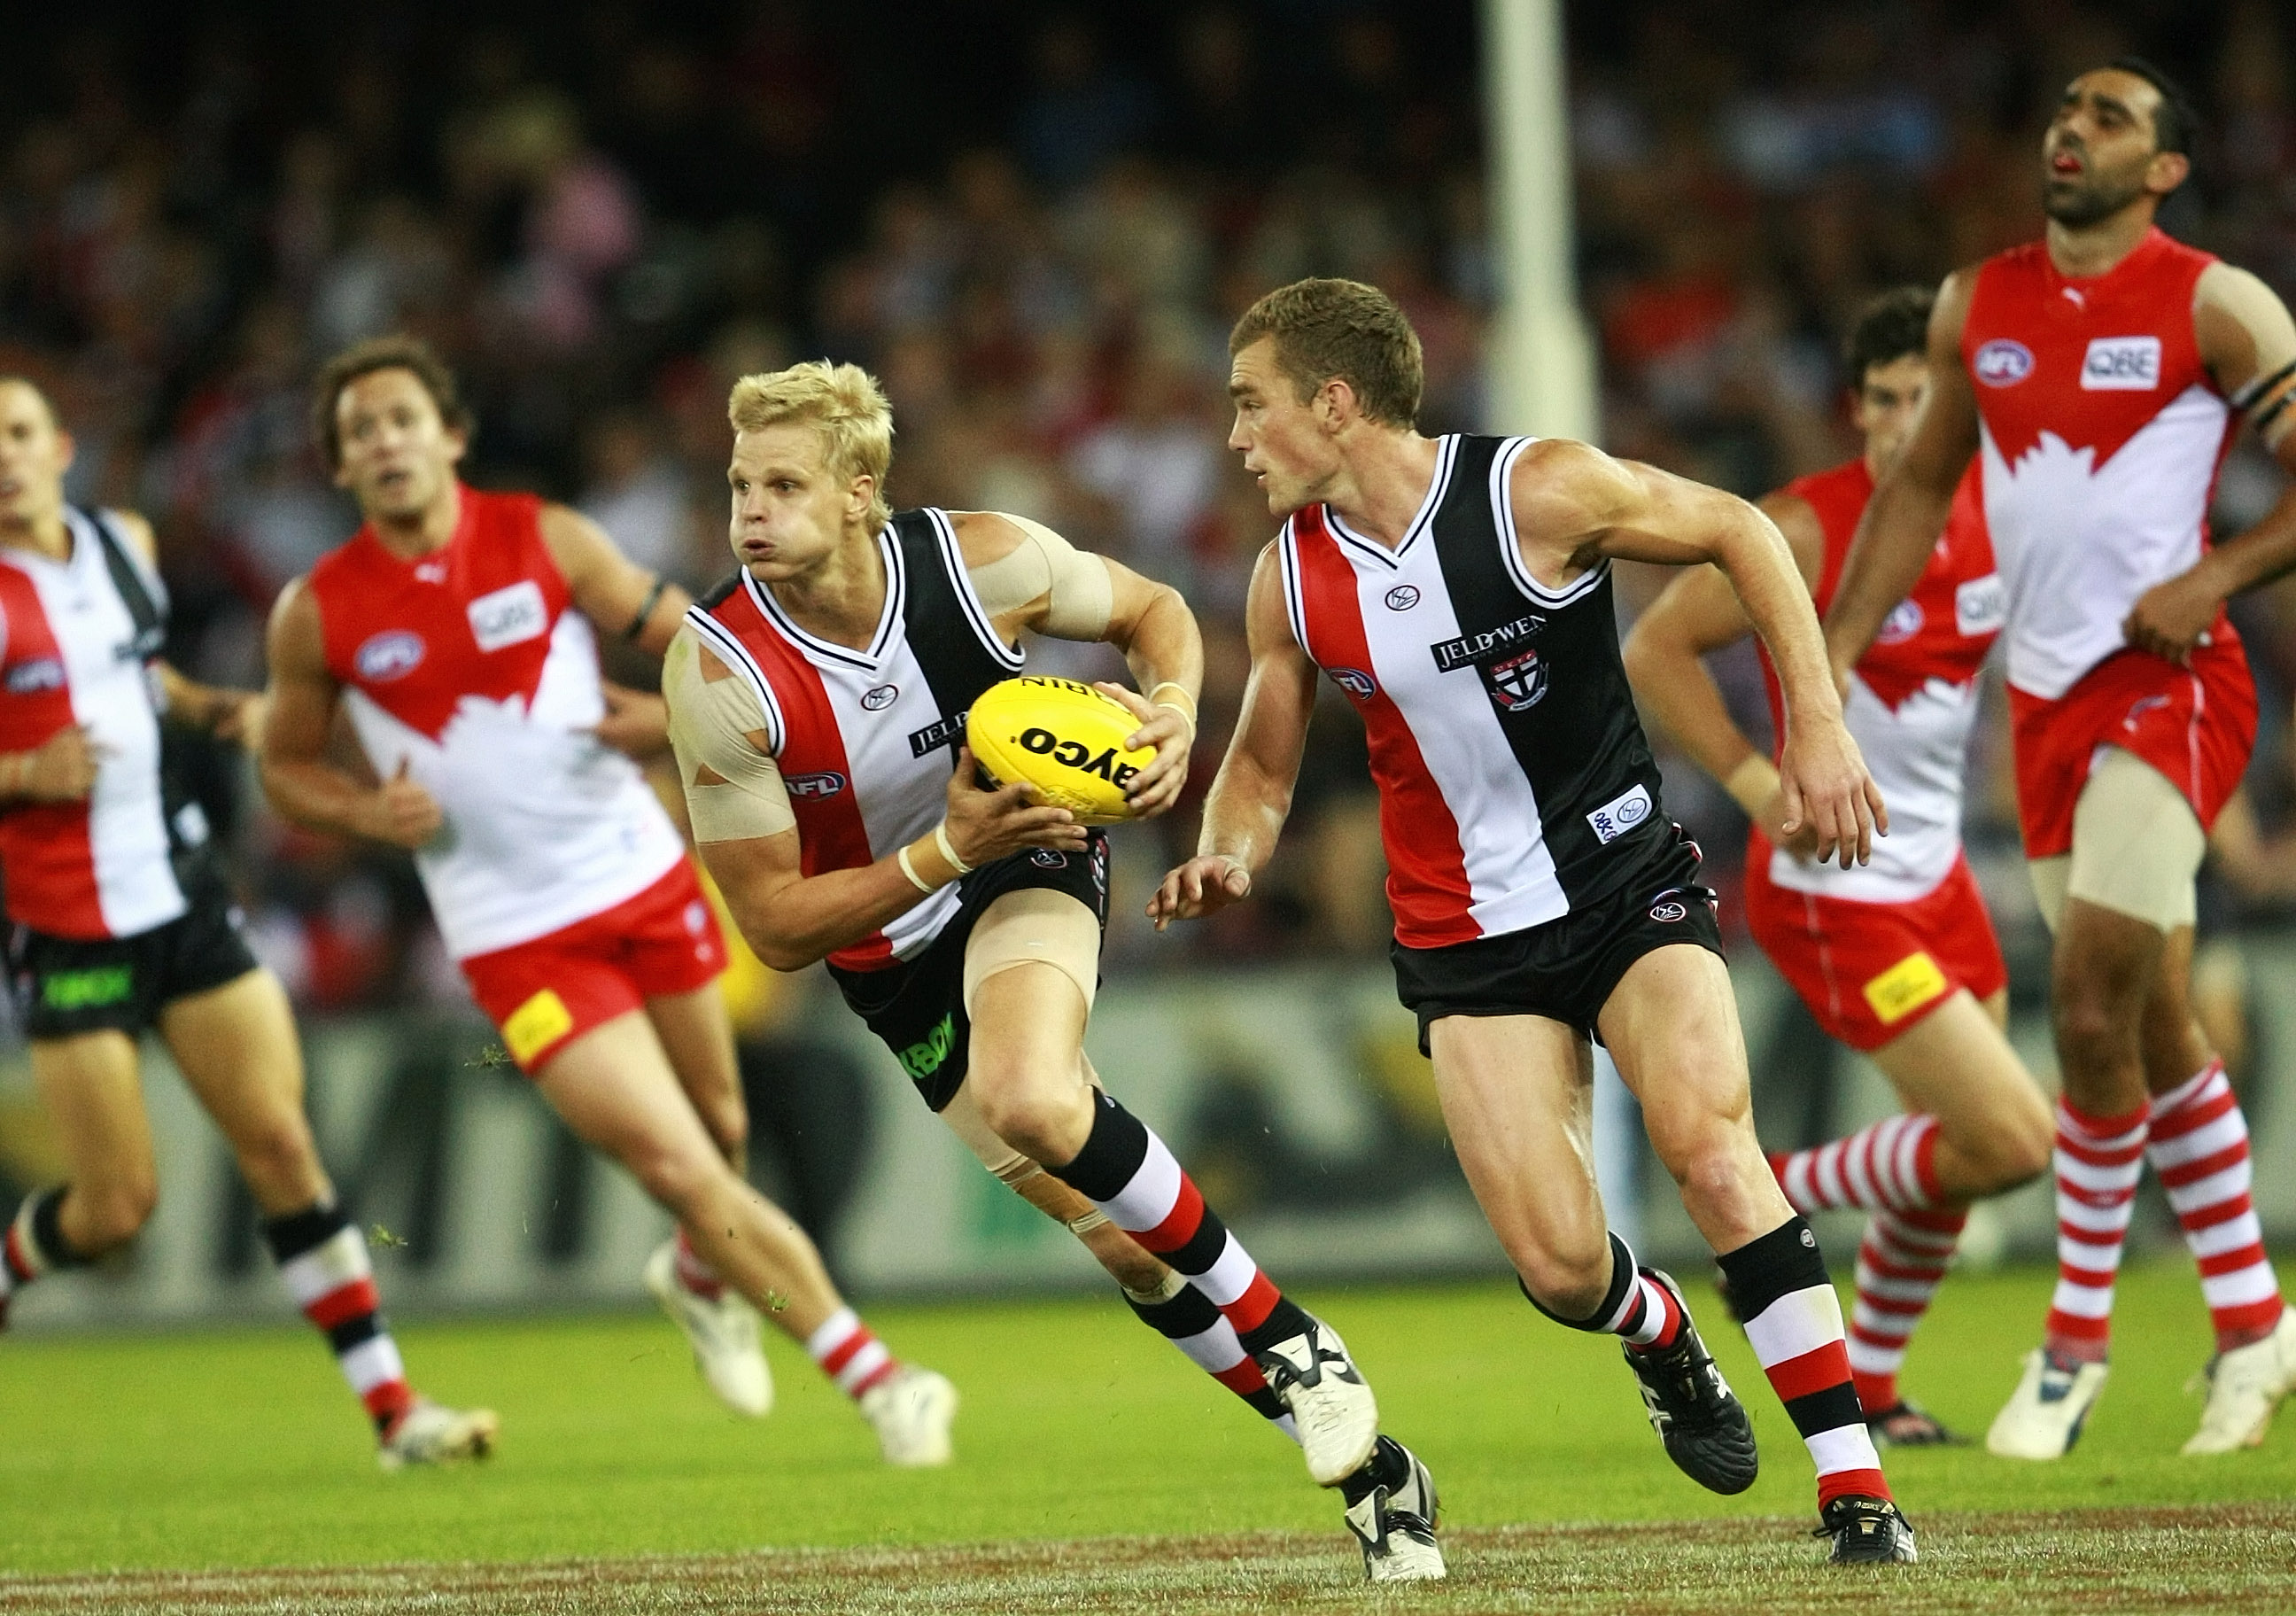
[0,566,104,936]
[1290,516,1478,946]
[717,591,895,971]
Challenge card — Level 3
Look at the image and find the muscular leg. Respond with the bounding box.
[533,1010,842,1340]
[1872,990,2053,1200]
[161,967,428,1434]
[22,1031,158,1260]
[646,984,749,1169]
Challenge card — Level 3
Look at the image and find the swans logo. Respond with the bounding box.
[1974,339,2034,387]
[1330,668,1377,700]
[355,631,426,681]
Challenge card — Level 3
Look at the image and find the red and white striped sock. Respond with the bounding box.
[2,1187,86,1321]
[1048,1092,1312,1355]
[1718,1217,1890,1509]
[1847,1207,1966,1414]
[806,1307,898,1399]
[1769,1114,1943,1215]
[672,1229,724,1302]
[1124,1272,1300,1444]
[2146,1061,2285,1354]
[2044,1098,2149,1364]
[264,1203,414,1433]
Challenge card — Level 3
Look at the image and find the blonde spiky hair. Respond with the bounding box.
[727,361,895,532]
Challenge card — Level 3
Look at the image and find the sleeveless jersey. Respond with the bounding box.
[1279,433,1670,948]
[684,509,1023,972]
[1755,458,2000,903]
[1963,228,2241,700]
[0,509,199,939]
[308,486,685,960]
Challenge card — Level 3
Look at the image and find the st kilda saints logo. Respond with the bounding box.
[1431,611,1548,712]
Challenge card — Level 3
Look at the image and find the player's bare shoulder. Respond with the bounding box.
[946,509,1034,566]
[1504,439,1646,568]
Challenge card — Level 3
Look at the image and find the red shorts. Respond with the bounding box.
[2008,638,2256,861]
[1741,843,2007,1053]
[460,858,727,1073]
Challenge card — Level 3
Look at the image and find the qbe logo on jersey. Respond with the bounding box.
[467,580,549,652]
[1586,782,1653,846]
[2082,336,2161,391]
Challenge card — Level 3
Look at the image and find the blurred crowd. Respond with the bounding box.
[3,1,2294,1021]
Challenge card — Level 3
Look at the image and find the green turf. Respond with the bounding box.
[1,1261,2291,1576]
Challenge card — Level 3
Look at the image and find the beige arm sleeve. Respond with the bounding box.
[663,628,796,842]
[966,513,1114,640]
[2199,262,2296,449]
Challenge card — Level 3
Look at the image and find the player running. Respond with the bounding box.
[665,360,1445,1583]
[0,376,494,1469]
[1154,277,1915,1564]
[260,337,955,1464]
[1624,288,2054,1445]
[1827,60,2296,1458]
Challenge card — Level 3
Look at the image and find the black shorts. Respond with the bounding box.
[8,884,261,1042]
[829,832,1109,1112]
[1391,825,1723,1053]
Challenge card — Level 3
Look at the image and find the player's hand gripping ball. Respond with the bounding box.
[966,676,1157,824]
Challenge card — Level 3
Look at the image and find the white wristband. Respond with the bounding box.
[935,823,973,875]
[896,845,936,894]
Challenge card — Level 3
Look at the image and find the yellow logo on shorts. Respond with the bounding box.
[503,989,574,1066]
[1863,952,1948,1026]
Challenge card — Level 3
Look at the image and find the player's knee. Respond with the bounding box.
[1516,1242,1613,1322]
[237,1114,320,1197]
[972,1079,1086,1166]
[626,1141,719,1215]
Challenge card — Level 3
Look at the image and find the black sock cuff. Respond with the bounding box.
[1125,1282,1221,1340]
[263,1200,350,1264]
[1715,1216,1828,1323]
[27,1185,89,1270]
[1045,1092,1149,1203]
[1520,1231,1635,1331]
[1236,1294,1313,1357]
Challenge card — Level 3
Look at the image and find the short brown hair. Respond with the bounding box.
[311,335,472,469]
[1229,277,1423,428]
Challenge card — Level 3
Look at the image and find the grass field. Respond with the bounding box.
[4,1261,2294,1612]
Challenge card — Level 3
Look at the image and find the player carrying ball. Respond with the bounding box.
[0,376,494,1469]
[1827,60,2296,1458]
[664,360,1446,1582]
[260,337,954,1465]
[1625,287,2054,1445]
[1154,277,1913,1563]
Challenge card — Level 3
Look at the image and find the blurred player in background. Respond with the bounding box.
[1157,277,1915,1563]
[0,377,495,1469]
[669,360,1446,1583]
[260,337,956,1465]
[1828,60,2296,1459]
[1625,288,2055,1445]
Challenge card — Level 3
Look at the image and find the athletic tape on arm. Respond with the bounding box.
[2203,263,2296,449]
[663,630,797,842]
[967,513,1114,640]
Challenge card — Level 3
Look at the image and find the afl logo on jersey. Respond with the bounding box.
[1330,668,1377,701]
[862,683,898,711]
[1877,599,1926,645]
[1384,585,1421,611]
[1974,339,2034,387]
[355,630,426,682]
[5,656,64,695]
[785,771,848,800]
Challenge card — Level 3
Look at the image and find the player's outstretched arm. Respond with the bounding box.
[1147,544,1315,929]
[2126,264,2296,661]
[1826,271,1979,678]
[1512,439,1884,868]
[667,626,1085,971]
[258,578,443,850]
[953,510,1203,818]
[1620,492,1827,857]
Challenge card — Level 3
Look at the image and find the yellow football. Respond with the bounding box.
[967,676,1156,825]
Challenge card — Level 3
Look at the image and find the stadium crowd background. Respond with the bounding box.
[1,0,2292,1081]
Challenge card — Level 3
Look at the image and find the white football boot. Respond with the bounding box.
[1343,1435,1446,1582]
[645,1239,772,1417]
[861,1364,958,1467]
[378,1397,500,1472]
[2183,1305,2296,1455]
[1254,1314,1380,1486]
[1985,1349,2109,1459]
